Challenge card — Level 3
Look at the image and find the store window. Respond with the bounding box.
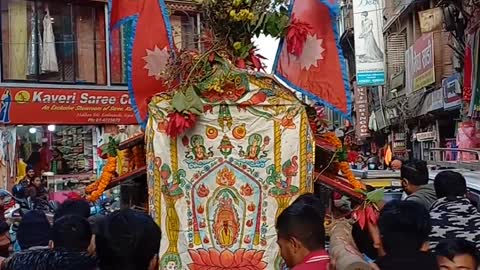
[1,0,107,84]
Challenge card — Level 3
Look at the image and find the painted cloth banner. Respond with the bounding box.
[413,33,435,91]
[353,0,385,86]
[0,88,136,124]
[110,0,175,127]
[273,0,352,118]
[146,75,314,270]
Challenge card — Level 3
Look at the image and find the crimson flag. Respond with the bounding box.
[273,0,352,117]
[110,0,174,126]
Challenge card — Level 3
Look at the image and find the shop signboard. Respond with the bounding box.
[0,88,136,124]
[416,131,436,142]
[430,88,444,112]
[443,73,462,110]
[413,33,435,91]
[353,0,386,86]
[354,84,370,139]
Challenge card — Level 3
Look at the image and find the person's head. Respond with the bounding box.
[276,196,326,268]
[434,171,467,199]
[31,176,42,188]
[436,239,480,270]
[53,148,63,158]
[95,209,161,270]
[51,215,92,251]
[17,210,51,250]
[378,200,431,255]
[391,159,402,170]
[401,159,429,194]
[26,167,35,179]
[54,199,91,221]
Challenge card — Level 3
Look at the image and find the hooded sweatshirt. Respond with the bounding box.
[1,249,97,270]
[429,197,480,250]
[404,184,437,210]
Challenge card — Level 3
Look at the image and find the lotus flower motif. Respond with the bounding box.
[188,248,267,270]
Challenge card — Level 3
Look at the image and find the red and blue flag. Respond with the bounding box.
[110,0,175,127]
[273,0,352,117]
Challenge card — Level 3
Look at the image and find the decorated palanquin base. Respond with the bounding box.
[145,72,315,270]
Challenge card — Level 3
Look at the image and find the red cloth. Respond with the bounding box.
[275,0,350,116]
[110,0,173,125]
[293,250,329,270]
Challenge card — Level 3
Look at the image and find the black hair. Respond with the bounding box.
[54,199,91,221]
[292,193,326,218]
[95,209,161,270]
[276,195,326,251]
[434,171,467,199]
[436,239,480,267]
[351,222,378,260]
[378,200,431,254]
[51,215,92,251]
[401,159,429,186]
[0,221,9,234]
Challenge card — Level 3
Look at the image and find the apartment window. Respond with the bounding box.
[1,0,107,84]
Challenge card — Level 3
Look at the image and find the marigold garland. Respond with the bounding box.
[322,132,364,190]
[339,161,364,190]
[86,156,117,202]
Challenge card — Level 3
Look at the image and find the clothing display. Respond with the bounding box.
[27,5,42,76]
[41,8,58,73]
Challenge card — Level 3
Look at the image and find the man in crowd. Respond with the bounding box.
[16,210,50,251]
[2,215,96,270]
[374,200,439,270]
[95,209,161,270]
[430,171,480,249]
[435,239,480,270]
[276,193,329,270]
[401,159,437,210]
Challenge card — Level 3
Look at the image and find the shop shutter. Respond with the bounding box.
[386,32,407,89]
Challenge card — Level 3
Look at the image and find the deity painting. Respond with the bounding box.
[239,133,269,160]
[189,135,213,161]
[279,107,299,129]
[213,196,240,248]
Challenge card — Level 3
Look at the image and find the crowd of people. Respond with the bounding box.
[277,162,480,270]
[0,199,160,270]
[0,159,477,270]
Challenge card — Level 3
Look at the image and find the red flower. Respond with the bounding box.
[166,111,197,137]
[188,248,267,270]
[249,49,266,72]
[286,14,312,58]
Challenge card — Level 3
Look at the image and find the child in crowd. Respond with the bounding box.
[436,239,480,270]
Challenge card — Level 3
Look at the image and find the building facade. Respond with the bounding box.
[0,0,200,189]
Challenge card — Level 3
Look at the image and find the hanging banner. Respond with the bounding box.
[0,88,136,124]
[443,73,462,110]
[419,8,444,33]
[354,84,370,139]
[353,0,386,86]
[413,33,435,91]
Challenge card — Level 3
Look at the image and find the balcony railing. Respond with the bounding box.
[424,148,480,170]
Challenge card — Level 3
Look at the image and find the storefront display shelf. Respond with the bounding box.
[118,133,145,150]
[106,166,147,190]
